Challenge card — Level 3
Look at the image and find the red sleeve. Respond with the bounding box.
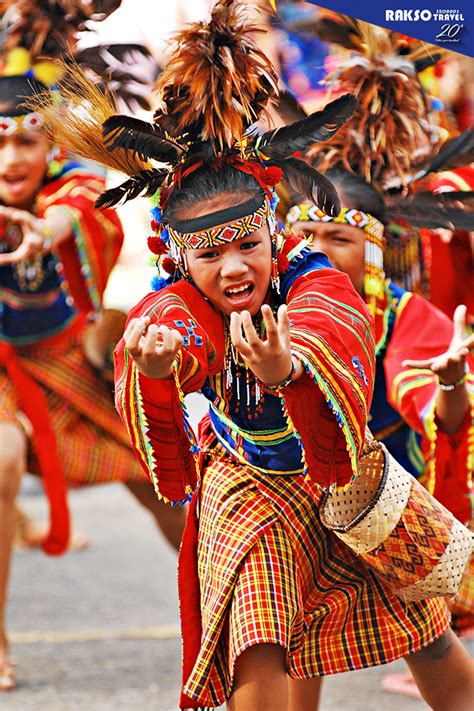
[37,170,124,315]
[282,267,375,490]
[114,281,225,503]
[384,292,473,520]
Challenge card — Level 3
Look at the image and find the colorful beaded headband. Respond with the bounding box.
[285,204,386,316]
[286,204,384,242]
[168,194,274,250]
[0,112,44,135]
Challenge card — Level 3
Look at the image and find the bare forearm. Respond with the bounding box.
[44,206,74,248]
[435,384,470,435]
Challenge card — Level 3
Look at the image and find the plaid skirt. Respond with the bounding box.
[183,442,450,707]
[0,338,144,484]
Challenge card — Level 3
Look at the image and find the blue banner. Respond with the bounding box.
[306,0,473,57]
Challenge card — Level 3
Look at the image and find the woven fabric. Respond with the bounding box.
[181,442,450,708]
[0,338,144,485]
[169,196,272,250]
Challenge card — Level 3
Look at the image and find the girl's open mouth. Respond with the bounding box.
[2,174,28,195]
[224,282,255,305]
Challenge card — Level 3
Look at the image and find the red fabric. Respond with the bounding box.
[384,293,472,522]
[0,342,69,554]
[2,168,124,553]
[114,281,226,502]
[178,493,201,709]
[284,267,375,488]
[37,172,124,315]
[423,167,474,324]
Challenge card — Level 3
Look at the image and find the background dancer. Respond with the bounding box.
[0,1,185,691]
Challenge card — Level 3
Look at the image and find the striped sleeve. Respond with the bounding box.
[384,293,473,519]
[114,282,225,503]
[38,169,124,315]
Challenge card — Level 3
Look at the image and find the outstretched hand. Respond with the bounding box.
[230,304,294,387]
[124,316,183,379]
[0,205,48,264]
[402,305,473,385]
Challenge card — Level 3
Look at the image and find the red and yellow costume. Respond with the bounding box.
[0,162,145,554]
[115,236,449,709]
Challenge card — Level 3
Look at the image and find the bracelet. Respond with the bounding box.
[437,368,468,392]
[263,356,297,391]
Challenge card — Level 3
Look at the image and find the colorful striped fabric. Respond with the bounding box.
[181,440,450,708]
[379,283,474,524]
[0,334,144,485]
[36,165,123,317]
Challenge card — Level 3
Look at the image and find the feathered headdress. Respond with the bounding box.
[0,0,159,115]
[30,0,356,217]
[274,14,474,233]
[296,15,449,188]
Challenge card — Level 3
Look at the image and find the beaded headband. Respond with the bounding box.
[285,204,386,317]
[168,194,274,251]
[0,112,44,135]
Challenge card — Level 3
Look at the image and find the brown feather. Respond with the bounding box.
[154,0,278,151]
[25,60,151,176]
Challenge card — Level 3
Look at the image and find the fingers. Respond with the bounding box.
[276,304,290,341]
[0,205,35,226]
[241,310,262,350]
[125,318,183,353]
[230,312,252,359]
[0,212,46,264]
[460,333,474,352]
[158,325,183,356]
[402,358,436,369]
[141,324,160,357]
[0,241,33,264]
[124,317,150,356]
[453,304,467,342]
[261,304,278,345]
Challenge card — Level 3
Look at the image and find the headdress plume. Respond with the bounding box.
[29,0,355,216]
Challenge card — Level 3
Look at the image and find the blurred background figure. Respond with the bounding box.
[274,5,473,701]
[0,0,188,691]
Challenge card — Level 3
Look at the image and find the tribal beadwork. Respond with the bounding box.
[0,112,44,135]
[285,204,385,319]
[168,196,273,250]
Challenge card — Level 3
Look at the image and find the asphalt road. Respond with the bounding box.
[4,395,473,710]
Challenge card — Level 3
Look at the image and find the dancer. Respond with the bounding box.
[285,168,474,697]
[36,2,474,709]
[0,3,184,692]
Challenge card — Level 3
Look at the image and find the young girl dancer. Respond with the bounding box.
[37,2,474,708]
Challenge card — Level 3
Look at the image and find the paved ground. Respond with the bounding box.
[5,426,473,710]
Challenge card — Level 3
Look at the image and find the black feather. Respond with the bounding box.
[272,158,341,217]
[387,190,474,230]
[95,170,166,209]
[274,90,307,125]
[413,53,444,73]
[257,94,356,160]
[102,115,183,163]
[410,129,474,182]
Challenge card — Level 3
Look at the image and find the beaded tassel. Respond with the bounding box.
[364,232,385,320]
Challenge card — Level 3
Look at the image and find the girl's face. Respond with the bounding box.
[0,129,49,209]
[182,194,272,316]
[291,195,366,295]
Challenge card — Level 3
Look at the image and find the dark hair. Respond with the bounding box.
[164,163,261,223]
[0,75,48,117]
[325,169,386,224]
